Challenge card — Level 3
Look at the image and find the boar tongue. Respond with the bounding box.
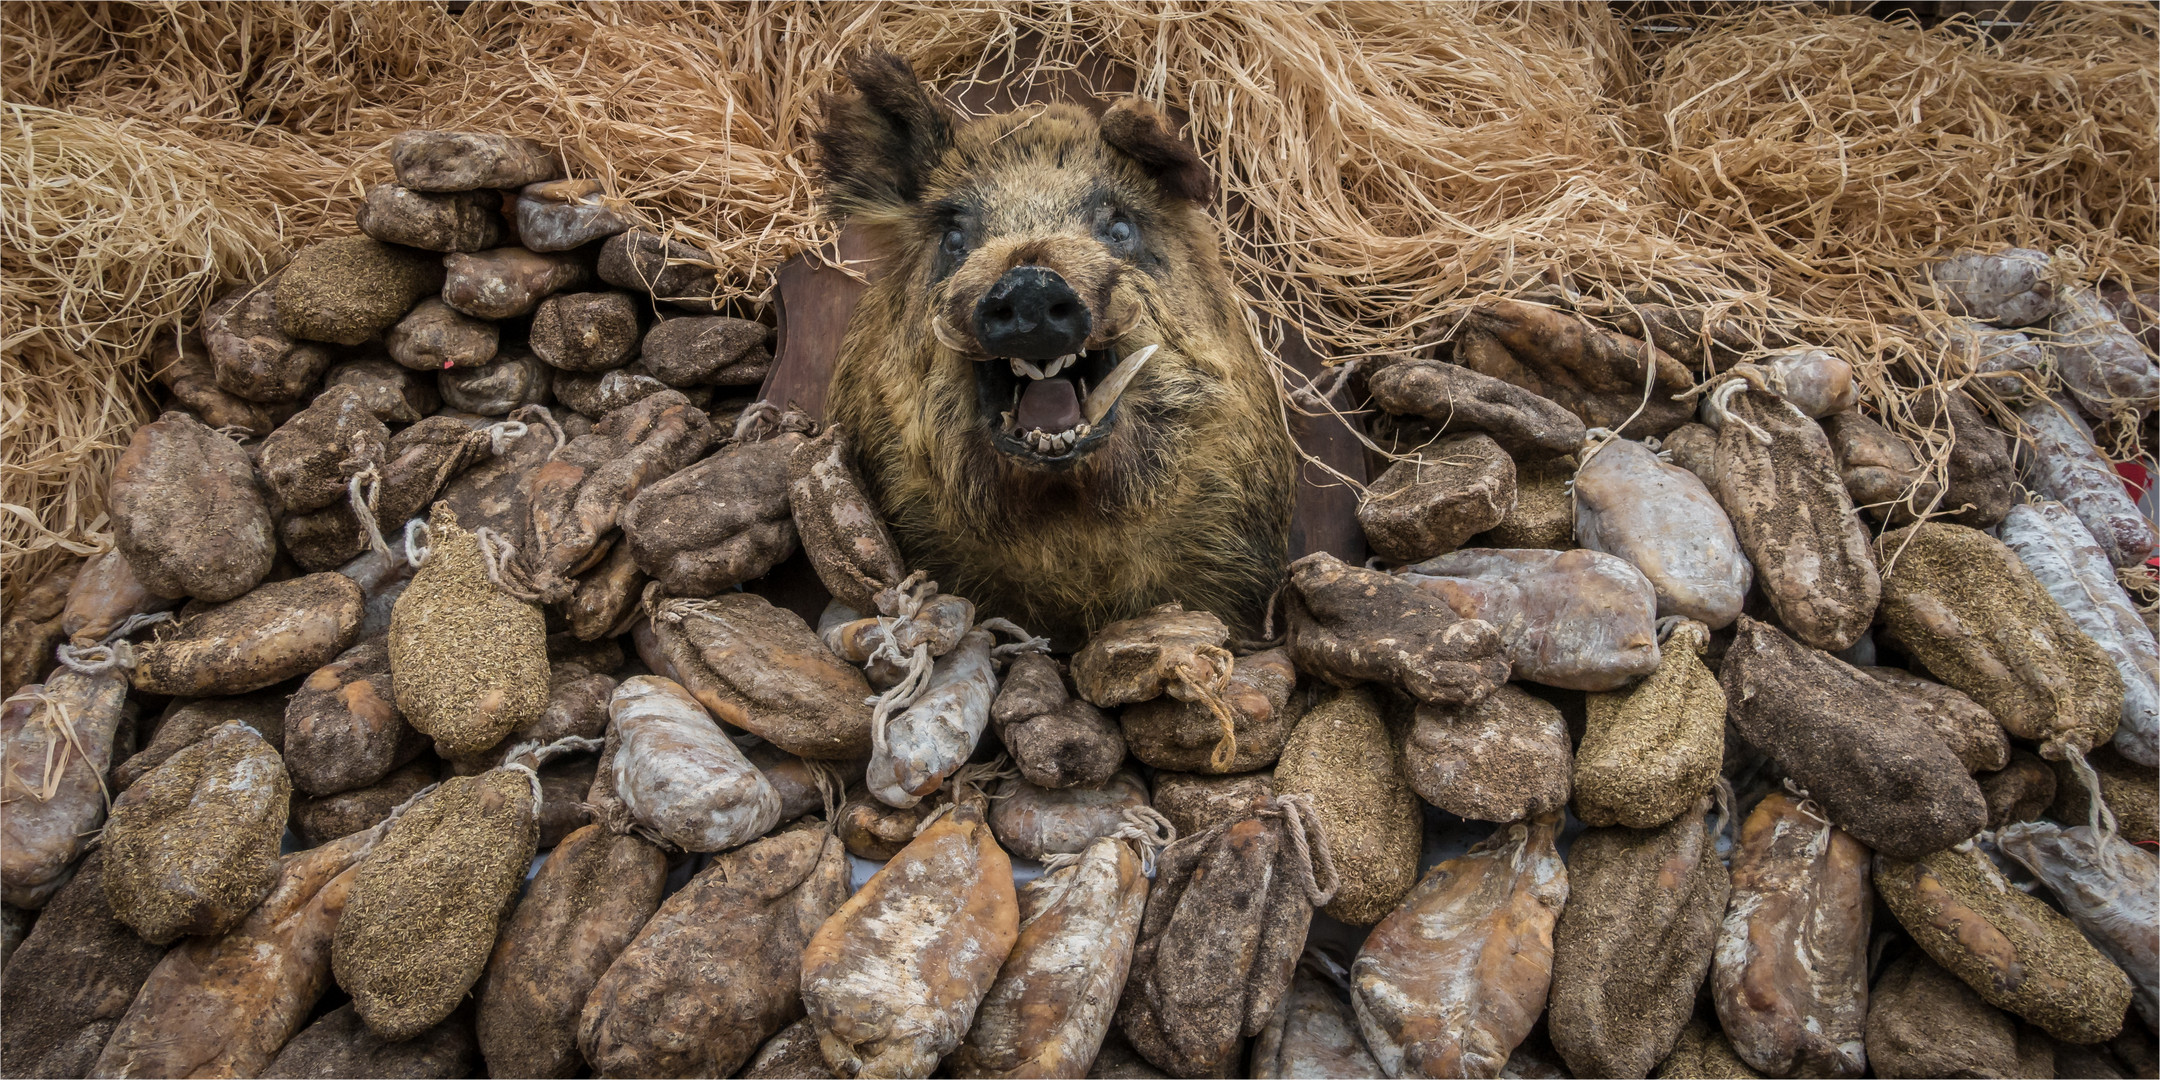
[1014,377,1083,433]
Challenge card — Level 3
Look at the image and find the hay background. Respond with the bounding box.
[2,0,2153,602]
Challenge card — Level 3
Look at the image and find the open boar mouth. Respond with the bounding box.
[975,344,1157,464]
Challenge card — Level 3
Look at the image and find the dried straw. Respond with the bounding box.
[836,2,1746,356]
[1649,5,2155,308]
[1644,2,2156,519]
[0,102,281,594]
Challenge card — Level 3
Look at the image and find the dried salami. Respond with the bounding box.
[1350,813,1567,1078]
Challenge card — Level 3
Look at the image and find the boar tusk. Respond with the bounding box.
[932,313,974,353]
[1082,344,1158,425]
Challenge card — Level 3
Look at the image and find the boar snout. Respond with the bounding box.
[974,266,1090,361]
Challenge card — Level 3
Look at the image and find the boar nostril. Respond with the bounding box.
[974,266,1090,361]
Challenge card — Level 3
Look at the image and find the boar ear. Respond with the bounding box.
[816,51,955,215]
[1100,98,1213,204]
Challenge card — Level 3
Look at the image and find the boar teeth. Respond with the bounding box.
[1023,429,1071,454]
[1006,355,1082,381]
[1015,423,1095,455]
[1082,344,1158,425]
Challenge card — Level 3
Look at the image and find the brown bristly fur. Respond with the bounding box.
[822,72,1296,646]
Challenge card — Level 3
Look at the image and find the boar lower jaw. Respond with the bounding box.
[977,343,1156,464]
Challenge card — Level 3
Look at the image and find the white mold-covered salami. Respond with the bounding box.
[817,602,897,685]
[800,799,1018,1077]
[1401,547,1659,691]
[62,549,174,646]
[1711,792,1872,1079]
[1930,317,2047,396]
[2017,398,2159,568]
[822,589,978,691]
[337,537,416,640]
[2001,501,2159,766]
[1712,385,1880,652]
[876,588,976,659]
[1573,437,1751,628]
[988,769,1150,862]
[2047,285,2160,416]
[609,675,779,851]
[950,833,1152,1079]
[1406,685,1572,824]
[1924,248,2058,327]
[1759,348,1857,419]
[1350,813,1567,1079]
[1071,603,1232,709]
[577,826,844,1078]
[1,664,131,908]
[1997,820,2158,1029]
[1253,958,1384,1079]
[867,629,998,808]
[648,593,874,760]
[1995,816,2151,1028]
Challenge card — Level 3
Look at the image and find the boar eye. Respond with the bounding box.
[940,229,967,257]
[1103,219,1137,248]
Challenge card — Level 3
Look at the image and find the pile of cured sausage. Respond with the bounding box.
[2,134,2155,1080]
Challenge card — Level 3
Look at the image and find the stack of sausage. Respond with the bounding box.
[0,118,2154,1080]
[1322,260,2157,1079]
